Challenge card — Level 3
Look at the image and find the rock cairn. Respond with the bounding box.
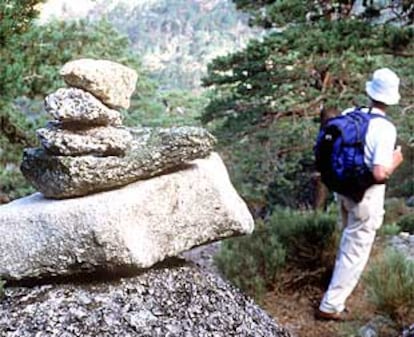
[21,58,216,199]
[2,58,245,280]
[0,59,292,337]
[38,87,128,156]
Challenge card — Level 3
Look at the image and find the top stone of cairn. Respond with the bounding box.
[60,59,138,110]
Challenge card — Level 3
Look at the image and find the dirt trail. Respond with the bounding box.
[263,282,378,337]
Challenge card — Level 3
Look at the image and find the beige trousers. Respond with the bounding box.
[319,184,386,313]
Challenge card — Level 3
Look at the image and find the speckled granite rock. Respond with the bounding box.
[2,152,253,280]
[21,126,216,198]
[37,124,133,156]
[60,59,138,110]
[0,262,292,337]
[44,87,122,126]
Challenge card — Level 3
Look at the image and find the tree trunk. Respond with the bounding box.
[313,105,338,210]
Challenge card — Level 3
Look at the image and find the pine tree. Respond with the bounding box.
[201,0,414,211]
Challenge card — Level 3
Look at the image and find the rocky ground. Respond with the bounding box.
[0,258,290,337]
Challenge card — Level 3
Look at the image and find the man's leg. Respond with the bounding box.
[319,185,385,314]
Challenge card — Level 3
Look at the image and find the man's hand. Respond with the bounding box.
[393,145,404,168]
[372,146,404,183]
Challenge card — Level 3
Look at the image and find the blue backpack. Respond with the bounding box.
[314,107,387,202]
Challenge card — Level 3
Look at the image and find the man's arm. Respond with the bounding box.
[372,146,404,183]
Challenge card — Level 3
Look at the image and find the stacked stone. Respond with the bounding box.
[37,59,136,158]
[0,59,293,337]
[21,59,216,199]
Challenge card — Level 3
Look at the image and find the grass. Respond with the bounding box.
[364,248,414,325]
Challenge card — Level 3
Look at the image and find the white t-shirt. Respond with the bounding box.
[342,107,396,169]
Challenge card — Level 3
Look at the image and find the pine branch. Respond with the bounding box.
[384,51,414,57]
[0,114,31,146]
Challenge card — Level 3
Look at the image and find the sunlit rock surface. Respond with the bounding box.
[60,58,138,109]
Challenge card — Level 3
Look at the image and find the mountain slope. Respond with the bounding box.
[40,0,261,90]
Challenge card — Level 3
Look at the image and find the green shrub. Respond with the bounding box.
[364,248,414,324]
[269,208,338,270]
[215,220,287,300]
[378,223,402,237]
[215,208,337,299]
[396,213,414,234]
[383,198,412,226]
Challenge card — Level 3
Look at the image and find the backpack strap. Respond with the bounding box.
[353,106,391,124]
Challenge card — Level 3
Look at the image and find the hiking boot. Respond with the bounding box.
[314,308,351,321]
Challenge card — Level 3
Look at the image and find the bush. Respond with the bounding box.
[378,223,402,237]
[215,220,287,300]
[383,198,412,226]
[269,208,338,271]
[364,248,414,324]
[215,208,337,299]
[396,213,414,234]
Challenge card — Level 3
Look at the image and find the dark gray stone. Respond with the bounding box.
[21,126,216,199]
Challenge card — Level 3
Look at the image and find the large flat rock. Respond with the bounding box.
[0,153,254,281]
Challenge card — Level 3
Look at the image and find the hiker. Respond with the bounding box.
[316,68,404,321]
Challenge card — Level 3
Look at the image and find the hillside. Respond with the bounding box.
[39,0,262,91]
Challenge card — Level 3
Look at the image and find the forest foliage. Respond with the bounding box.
[365,247,414,325]
[201,0,414,212]
[2,0,413,212]
[91,0,260,90]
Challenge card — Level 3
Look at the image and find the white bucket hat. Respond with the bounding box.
[365,68,400,105]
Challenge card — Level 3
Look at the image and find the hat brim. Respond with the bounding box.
[366,81,400,105]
